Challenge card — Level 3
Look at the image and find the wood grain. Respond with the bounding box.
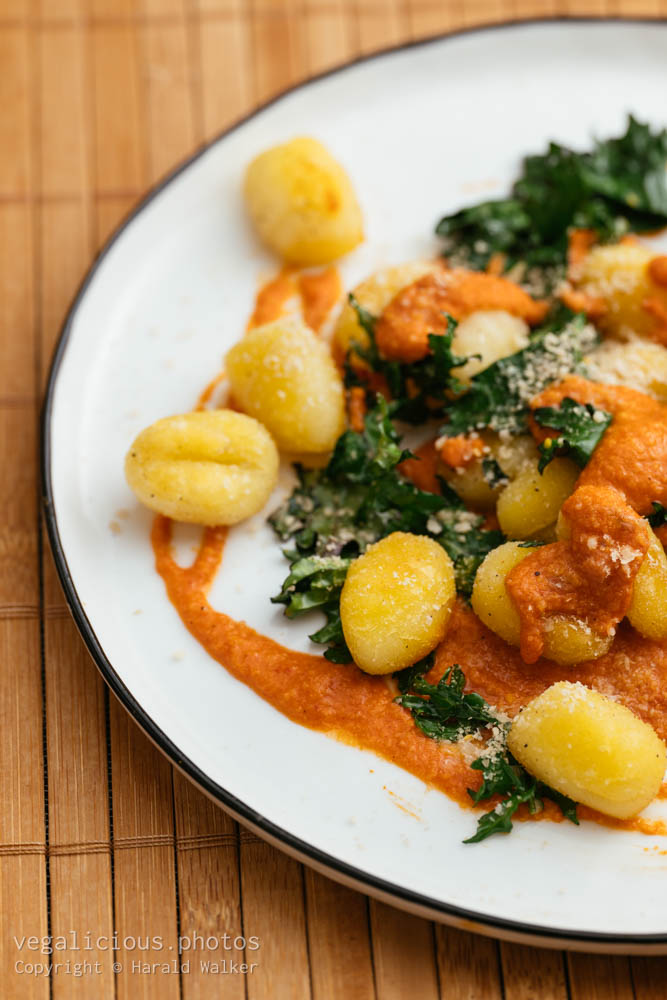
[3,2,667,998]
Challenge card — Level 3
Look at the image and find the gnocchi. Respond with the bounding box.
[472,543,611,663]
[507,681,666,819]
[627,529,667,640]
[451,310,530,383]
[496,459,579,539]
[578,242,667,340]
[125,410,279,525]
[471,542,531,646]
[333,260,441,365]
[226,318,345,454]
[439,432,539,512]
[244,137,363,265]
[340,533,456,675]
[584,338,667,403]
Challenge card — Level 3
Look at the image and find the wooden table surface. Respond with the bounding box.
[3,0,667,997]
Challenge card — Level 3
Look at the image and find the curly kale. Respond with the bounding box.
[439,311,598,438]
[533,397,613,472]
[435,116,667,287]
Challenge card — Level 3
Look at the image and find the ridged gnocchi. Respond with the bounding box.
[340,533,456,674]
[244,137,363,265]
[333,260,441,365]
[496,459,579,539]
[627,529,667,640]
[508,681,666,819]
[226,318,345,454]
[125,410,279,525]
[451,310,530,383]
[472,543,611,664]
[578,242,667,340]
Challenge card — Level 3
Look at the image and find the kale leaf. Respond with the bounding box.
[269,397,504,658]
[397,664,579,843]
[533,397,613,472]
[395,664,499,741]
[646,502,667,529]
[347,296,472,424]
[464,755,578,844]
[439,312,598,438]
[435,116,667,284]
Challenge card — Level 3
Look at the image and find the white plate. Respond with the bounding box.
[44,19,667,952]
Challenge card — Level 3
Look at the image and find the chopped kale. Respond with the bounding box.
[397,664,579,843]
[439,312,598,438]
[347,296,473,423]
[482,456,509,489]
[533,397,613,472]
[427,507,504,599]
[435,116,667,287]
[646,502,667,529]
[269,397,504,658]
[394,651,435,696]
[395,665,499,741]
[464,755,579,844]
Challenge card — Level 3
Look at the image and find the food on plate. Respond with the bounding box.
[244,137,363,265]
[339,532,456,674]
[226,318,345,453]
[574,242,667,342]
[125,410,278,525]
[128,117,667,842]
[507,682,666,819]
[626,528,667,639]
[495,458,579,539]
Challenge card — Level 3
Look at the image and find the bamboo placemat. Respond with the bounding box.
[3,1,667,997]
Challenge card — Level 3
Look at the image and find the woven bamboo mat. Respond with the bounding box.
[3,1,667,997]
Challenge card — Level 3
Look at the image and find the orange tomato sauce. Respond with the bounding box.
[298,267,341,332]
[247,270,295,330]
[505,377,667,662]
[248,266,341,334]
[375,269,548,363]
[152,515,667,835]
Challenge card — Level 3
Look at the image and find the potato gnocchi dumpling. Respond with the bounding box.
[584,338,667,403]
[340,532,456,675]
[472,543,611,663]
[125,410,279,525]
[439,433,539,512]
[627,529,667,640]
[578,242,667,340]
[451,310,530,383]
[496,458,579,539]
[508,682,666,819]
[541,617,612,666]
[226,318,345,454]
[471,542,531,646]
[244,137,363,265]
[333,260,441,365]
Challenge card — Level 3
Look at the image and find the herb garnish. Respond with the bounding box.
[347,296,472,423]
[533,397,613,472]
[439,312,598,438]
[435,117,667,288]
[396,665,579,842]
[270,398,504,659]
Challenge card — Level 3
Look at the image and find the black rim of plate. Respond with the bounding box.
[42,16,667,948]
